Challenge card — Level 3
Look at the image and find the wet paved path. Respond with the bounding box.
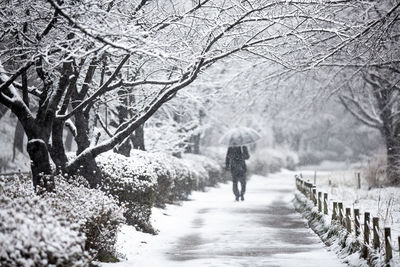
[164,171,346,267]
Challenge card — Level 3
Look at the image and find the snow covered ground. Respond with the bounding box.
[299,166,400,251]
[103,170,345,267]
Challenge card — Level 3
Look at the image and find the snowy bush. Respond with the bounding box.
[298,150,340,166]
[97,150,223,222]
[0,195,89,266]
[201,146,227,168]
[182,153,223,187]
[0,174,124,265]
[148,152,195,205]
[97,151,158,233]
[248,146,299,175]
[363,154,387,187]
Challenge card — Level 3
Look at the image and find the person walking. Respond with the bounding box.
[225,145,250,201]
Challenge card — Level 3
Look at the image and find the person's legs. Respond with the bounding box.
[239,175,246,201]
[232,175,240,201]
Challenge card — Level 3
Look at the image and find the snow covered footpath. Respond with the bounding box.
[103,170,345,267]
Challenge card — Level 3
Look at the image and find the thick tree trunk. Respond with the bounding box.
[385,136,400,185]
[114,138,132,157]
[66,152,102,188]
[65,129,74,151]
[74,112,91,154]
[132,125,145,150]
[12,121,25,161]
[50,119,69,173]
[0,104,7,120]
[27,139,54,192]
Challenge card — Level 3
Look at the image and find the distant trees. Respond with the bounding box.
[334,1,400,184]
[0,0,388,189]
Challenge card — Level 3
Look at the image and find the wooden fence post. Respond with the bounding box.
[384,227,392,263]
[373,217,380,250]
[362,212,370,258]
[346,208,351,233]
[338,202,344,225]
[300,180,304,194]
[357,172,361,189]
[314,170,317,185]
[323,193,328,215]
[354,209,360,237]
[398,236,400,258]
[318,192,322,212]
[312,189,317,206]
[332,202,337,221]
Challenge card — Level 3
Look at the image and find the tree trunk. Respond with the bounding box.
[50,119,69,174]
[12,121,25,161]
[65,129,74,151]
[74,112,91,154]
[0,104,7,120]
[66,152,102,188]
[385,136,400,185]
[131,125,145,150]
[114,138,132,157]
[26,139,54,193]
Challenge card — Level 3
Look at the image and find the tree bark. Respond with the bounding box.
[66,151,102,188]
[131,125,145,150]
[27,139,54,192]
[12,121,25,161]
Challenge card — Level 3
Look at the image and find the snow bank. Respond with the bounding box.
[0,174,124,265]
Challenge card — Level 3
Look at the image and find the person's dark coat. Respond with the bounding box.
[225,146,250,177]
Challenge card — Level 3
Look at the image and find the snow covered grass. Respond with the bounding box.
[0,174,125,265]
[295,173,400,267]
[300,168,400,245]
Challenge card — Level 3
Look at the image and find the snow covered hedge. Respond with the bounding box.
[97,151,158,233]
[248,146,299,174]
[97,151,223,233]
[0,174,124,265]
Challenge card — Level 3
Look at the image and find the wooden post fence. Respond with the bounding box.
[373,217,380,250]
[312,188,317,206]
[332,202,337,221]
[295,175,398,262]
[318,192,322,212]
[346,208,351,233]
[354,208,360,237]
[384,227,392,263]
[362,212,370,258]
[338,202,344,226]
